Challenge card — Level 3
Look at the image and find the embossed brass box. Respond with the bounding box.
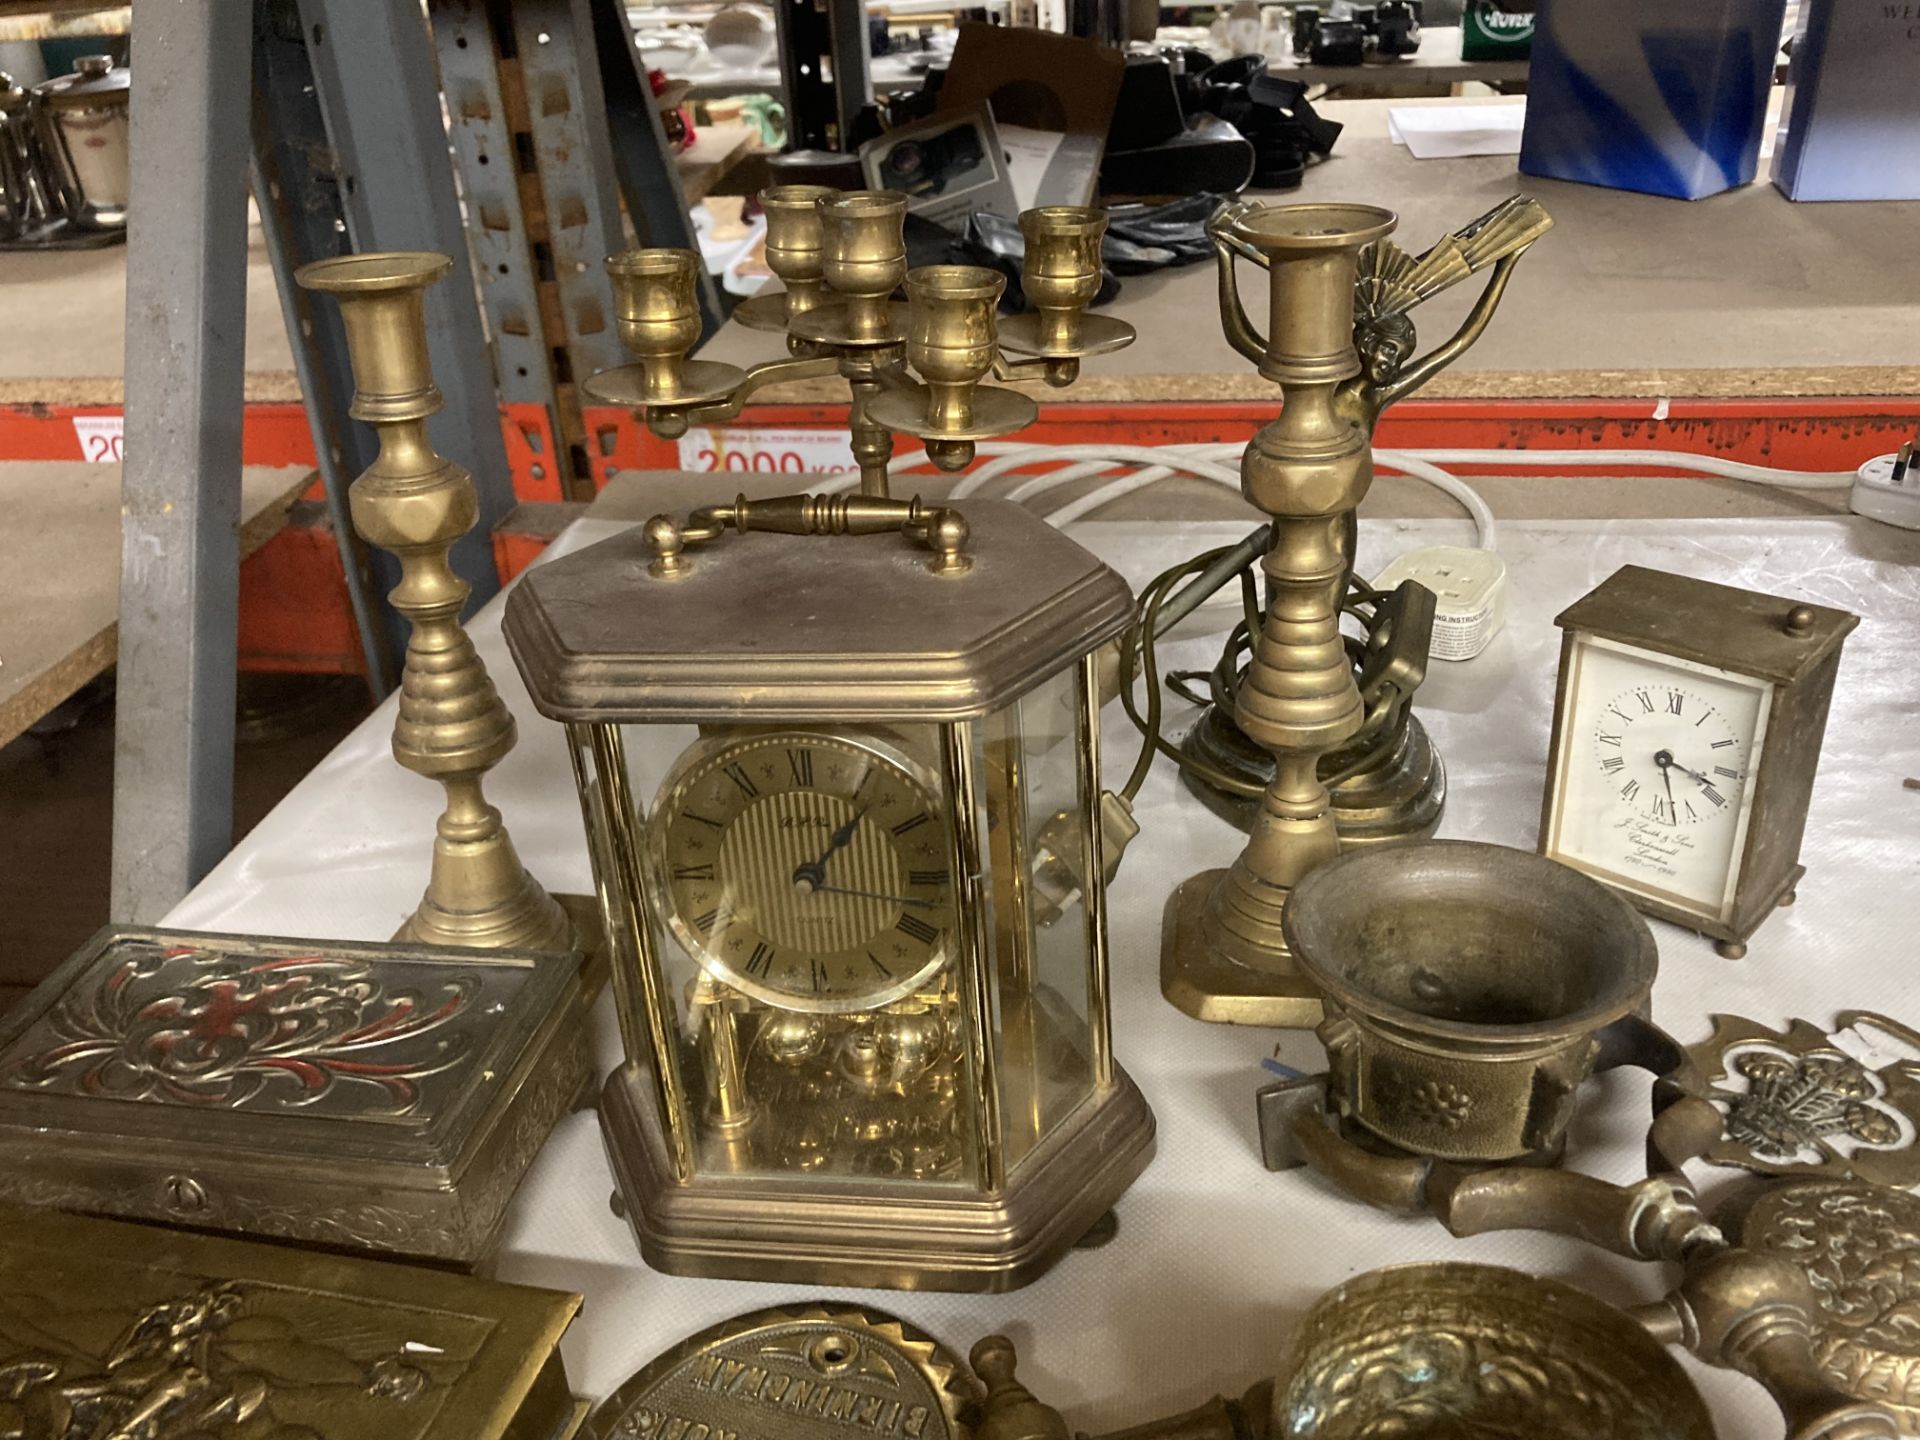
[0,927,589,1267]
[503,498,1156,1291]
[0,1205,585,1440]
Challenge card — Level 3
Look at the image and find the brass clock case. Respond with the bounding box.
[502,499,1155,1292]
[1539,565,1858,959]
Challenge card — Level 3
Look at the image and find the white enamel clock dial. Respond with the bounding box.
[650,731,957,1014]
[1546,634,1773,923]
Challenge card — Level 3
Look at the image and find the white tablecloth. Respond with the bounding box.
[168,515,1920,1439]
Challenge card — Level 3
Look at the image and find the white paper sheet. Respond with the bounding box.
[1388,102,1527,158]
[167,514,1920,1440]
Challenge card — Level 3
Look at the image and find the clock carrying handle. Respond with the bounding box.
[643,493,971,577]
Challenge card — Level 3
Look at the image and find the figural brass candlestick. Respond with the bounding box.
[297,252,575,954]
[1161,196,1550,1029]
[584,187,1129,497]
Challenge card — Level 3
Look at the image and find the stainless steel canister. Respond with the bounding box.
[34,55,129,230]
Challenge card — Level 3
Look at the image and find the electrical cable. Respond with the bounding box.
[825,435,1855,806]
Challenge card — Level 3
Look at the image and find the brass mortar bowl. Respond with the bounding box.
[1274,1262,1715,1440]
[1284,840,1658,1163]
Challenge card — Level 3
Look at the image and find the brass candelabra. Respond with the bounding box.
[582,188,1131,496]
[296,252,583,956]
[1161,196,1551,1029]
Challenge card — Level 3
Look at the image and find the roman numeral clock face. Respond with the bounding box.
[1547,635,1772,923]
[651,733,956,1012]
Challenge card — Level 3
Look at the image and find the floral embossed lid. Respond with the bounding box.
[0,926,588,1265]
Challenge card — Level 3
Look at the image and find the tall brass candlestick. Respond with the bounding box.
[1162,197,1549,1028]
[298,251,572,953]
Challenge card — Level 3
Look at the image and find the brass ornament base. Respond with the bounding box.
[1727,1178,1920,1431]
[1687,1011,1920,1186]
[995,310,1135,359]
[1179,705,1446,845]
[582,358,750,409]
[865,382,1039,442]
[598,1057,1155,1291]
[390,890,611,1000]
[1160,869,1322,1027]
[585,1306,974,1440]
[789,298,909,349]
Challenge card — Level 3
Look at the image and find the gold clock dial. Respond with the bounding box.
[653,733,956,1013]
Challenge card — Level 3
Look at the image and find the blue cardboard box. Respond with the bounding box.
[1774,0,1920,200]
[1519,0,1789,199]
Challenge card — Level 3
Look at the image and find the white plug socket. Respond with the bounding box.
[1371,545,1507,662]
[1851,453,1920,530]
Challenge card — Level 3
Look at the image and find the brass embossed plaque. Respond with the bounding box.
[0,1207,581,1440]
[585,1307,974,1440]
[1734,1179,1920,1430]
[1688,1012,1920,1186]
[0,927,589,1265]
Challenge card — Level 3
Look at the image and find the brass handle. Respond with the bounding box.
[644,493,971,578]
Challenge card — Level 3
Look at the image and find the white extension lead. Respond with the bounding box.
[820,440,1862,656]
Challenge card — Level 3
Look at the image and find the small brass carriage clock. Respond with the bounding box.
[502,494,1154,1291]
[1540,565,1858,959]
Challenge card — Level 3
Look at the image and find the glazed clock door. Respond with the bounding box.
[1545,633,1772,925]
[642,725,980,1186]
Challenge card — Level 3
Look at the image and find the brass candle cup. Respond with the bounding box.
[788,188,909,348]
[866,264,1037,467]
[1275,1263,1716,1440]
[589,248,745,414]
[1225,201,1397,386]
[735,183,836,333]
[1283,840,1658,1163]
[996,207,1132,363]
[905,264,1004,432]
[606,248,702,400]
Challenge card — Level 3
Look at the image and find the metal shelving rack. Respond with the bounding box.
[105,0,709,922]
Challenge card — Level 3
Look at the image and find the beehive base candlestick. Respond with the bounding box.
[298,251,575,957]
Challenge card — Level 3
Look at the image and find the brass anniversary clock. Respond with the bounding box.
[503,494,1155,1291]
[1540,565,1857,958]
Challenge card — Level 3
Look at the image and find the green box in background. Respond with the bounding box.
[1462,1,1535,59]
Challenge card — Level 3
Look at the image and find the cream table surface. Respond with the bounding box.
[167,512,1920,1440]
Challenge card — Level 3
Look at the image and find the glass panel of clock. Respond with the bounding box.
[621,720,978,1187]
[985,669,1099,1172]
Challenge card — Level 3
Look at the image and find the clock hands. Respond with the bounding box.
[792,809,866,890]
[790,810,937,908]
[1655,749,1715,787]
[805,882,939,911]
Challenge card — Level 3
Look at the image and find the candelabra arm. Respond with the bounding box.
[1373,251,1526,412]
[676,354,840,425]
[992,352,1051,381]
